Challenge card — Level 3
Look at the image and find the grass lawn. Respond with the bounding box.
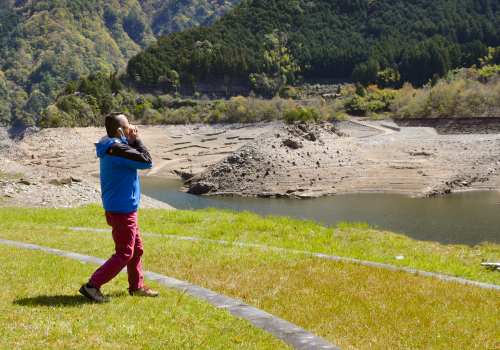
[1,206,499,349]
[1,205,500,285]
[0,245,291,349]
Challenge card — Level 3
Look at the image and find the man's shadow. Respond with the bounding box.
[13,292,127,307]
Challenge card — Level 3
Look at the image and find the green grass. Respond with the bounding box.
[0,245,291,349]
[0,172,23,180]
[2,221,500,349]
[0,205,499,285]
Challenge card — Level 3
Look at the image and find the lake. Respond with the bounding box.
[138,176,500,247]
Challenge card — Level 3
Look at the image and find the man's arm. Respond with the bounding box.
[106,140,153,170]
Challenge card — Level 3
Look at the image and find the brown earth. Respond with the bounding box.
[0,123,278,208]
[393,117,500,134]
[0,126,174,209]
[1,118,500,208]
[182,119,500,198]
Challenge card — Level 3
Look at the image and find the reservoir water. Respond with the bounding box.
[138,176,500,247]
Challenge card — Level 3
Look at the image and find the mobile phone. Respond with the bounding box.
[117,127,126,139]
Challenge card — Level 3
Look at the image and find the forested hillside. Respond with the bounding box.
[0,0,240,125]
[4,0,500,126]
[128,0,500,92]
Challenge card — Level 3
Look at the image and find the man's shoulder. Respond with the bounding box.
[105,141,150,164]
[106,142,132,156]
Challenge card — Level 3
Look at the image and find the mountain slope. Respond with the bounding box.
[127,0,500,89]
[0,0,240,125]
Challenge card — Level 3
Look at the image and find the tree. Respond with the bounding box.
[365,59,381,86]
[352,63,367,85]
[123,9,147,43]
[355,82,366,97]
[104,6,118,25]
[377,68,401,88]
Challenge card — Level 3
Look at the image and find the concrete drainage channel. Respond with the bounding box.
[349,120,398,137]
[0,238,341,350]
[62,226,500,291]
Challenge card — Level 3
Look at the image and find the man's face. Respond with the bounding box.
[117,116,130,138]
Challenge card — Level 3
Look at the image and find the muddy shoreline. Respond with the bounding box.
[1,118,500,207]
[181,120,500,199]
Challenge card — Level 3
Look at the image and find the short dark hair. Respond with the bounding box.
[105,112,126,137]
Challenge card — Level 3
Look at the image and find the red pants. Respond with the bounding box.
[90,211,144,289]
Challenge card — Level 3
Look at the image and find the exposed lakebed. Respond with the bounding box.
[139,176,500,247]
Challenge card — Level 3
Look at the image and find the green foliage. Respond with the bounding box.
[150,0,239,37]
[343,87,396,116]
[478,65,500,82]
[0,0,241,126]
[376,68,401,88]
[103,5,119,25]
[40,71,130,127]
[0,70,11,125]
[249,73,278,96]
[53,62,500,124]
[352,59,380,86]
[123,8,148,43]
[389,67,500,119]
[284,105,321,124]
[45,77,338,126]
[129,0,500,93]
[279,86,297,99]
[355,82,366,97]
[6,0,500,126]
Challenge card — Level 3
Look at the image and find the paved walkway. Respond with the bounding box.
[350,118,399,137]
[62,226,500,291]
[0,238,341,350]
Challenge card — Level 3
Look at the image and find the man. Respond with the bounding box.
[79,112,159,303]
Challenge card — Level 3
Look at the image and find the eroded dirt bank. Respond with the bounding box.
[1,118,500,207]
[0,123,275,208]
[182,120,500,198]
[0,126,174,209]
[393,117,500,134]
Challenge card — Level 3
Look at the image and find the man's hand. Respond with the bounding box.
[128,125,140,143]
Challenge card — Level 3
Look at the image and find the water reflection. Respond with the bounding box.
[137,176,500,247]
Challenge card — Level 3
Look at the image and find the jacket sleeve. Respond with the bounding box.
[106,140,153,170]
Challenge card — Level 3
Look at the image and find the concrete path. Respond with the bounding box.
[62,226,500,291]
[350,118,399,137]
[0,238,341,350]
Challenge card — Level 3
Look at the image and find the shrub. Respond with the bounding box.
[388,77,500,119]
[279,86,297,99]
[56,95,81,114]
[355,82,366,97]
[343,94,368,115]
[284,105,321,123]
[51,115,62,127]
[183,99,198,107]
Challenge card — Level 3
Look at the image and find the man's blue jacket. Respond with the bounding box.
[94,136,153,213]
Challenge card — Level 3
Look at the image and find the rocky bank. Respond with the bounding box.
[0,126,174,210]
[182,122,347,198]
[182,120,500,198]
[2,118,500,207]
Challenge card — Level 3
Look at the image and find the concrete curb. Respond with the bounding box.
[0,238,341,350]
[351,120,398,136]
[380,123,401,132]
[61,226,500,291]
